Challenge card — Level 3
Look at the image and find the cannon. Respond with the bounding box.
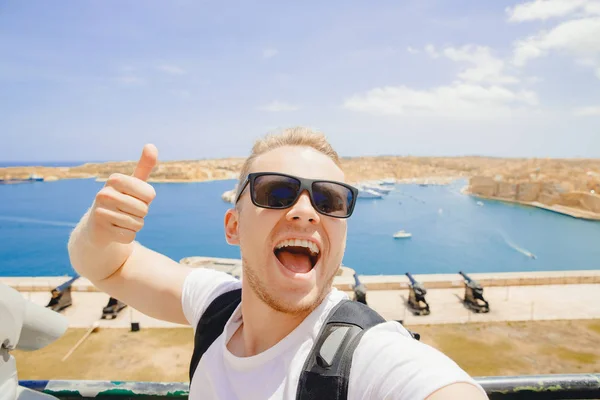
[45,275,79,312]
[405,272,430,316]
[459,271,489,313]
[351,273,367,305]
[101,297,127,320]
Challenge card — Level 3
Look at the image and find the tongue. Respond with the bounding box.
[277,250,312,274]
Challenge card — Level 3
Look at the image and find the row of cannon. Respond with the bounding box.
[46,274,127,320]
[352,271,490,315]
[46,270,490,324]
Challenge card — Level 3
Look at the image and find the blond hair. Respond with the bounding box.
[237,127,341,189]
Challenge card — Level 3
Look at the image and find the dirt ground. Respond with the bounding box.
[13,319,600,382]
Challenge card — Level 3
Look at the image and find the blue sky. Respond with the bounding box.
[1,0,599,161]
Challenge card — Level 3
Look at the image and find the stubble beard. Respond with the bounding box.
[242,255,338,316]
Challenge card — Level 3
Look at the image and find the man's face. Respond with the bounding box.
[224,145,348,315]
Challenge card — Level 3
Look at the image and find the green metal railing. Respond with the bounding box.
[20,373,600,399]
[479,373,600,399]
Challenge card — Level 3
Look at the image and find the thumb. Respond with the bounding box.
[132,144,158,182]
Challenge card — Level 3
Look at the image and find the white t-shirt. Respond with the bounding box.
[182,268,488,400]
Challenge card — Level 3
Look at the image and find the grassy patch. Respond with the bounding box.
[543,346,598,365]
[13,328,194,381]
[587,320,600,335]
[431,333,528,376]
[12,320,600,381]
[410,319,600,377]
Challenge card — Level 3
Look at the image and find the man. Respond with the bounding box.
[68,127,488,399]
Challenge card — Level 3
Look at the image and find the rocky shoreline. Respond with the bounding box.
[467,176,600,221]
[464,188,600,221]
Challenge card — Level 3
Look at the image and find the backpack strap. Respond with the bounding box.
[189,288,242,381]
[295,299,387,400]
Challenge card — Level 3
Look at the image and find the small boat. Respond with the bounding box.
[393,230,412,239]
[27,174,44,182]
[363,183,392,194]
[0,174,44,184]
[476,201,484,207]
[221,187,237,203]
[357,186,383,199]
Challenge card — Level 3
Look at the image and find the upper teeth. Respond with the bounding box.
[275,239,320,256]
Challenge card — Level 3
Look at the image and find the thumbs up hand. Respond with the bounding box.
[87,144,159,246]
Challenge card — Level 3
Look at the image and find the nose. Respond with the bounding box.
[286,191,320,225]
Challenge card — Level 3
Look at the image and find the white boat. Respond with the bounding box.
[363,183,392,194]
[221,188,237,203]
[357,186,383,199]
[393,230,412,239]
[476,201,484,206]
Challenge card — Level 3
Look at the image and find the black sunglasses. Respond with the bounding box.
[235,172,358,218]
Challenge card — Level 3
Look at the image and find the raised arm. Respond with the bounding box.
[67,144,192,325]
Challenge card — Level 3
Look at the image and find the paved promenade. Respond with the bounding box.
[11,282,600,329]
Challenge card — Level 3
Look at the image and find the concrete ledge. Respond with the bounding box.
[2,257,598,293]
[3,269,600,293]
[332,270,600,291]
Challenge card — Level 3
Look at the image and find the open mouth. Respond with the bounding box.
[274,239,320,274]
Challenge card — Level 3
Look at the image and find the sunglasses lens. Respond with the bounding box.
[253,175,301,208]
[312,182,354,217]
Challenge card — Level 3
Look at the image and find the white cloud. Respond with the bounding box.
[262,48,278,59]
[342,83,538,118]
[407,46,419,54]
[513,39,546,66]
[573,105,600,115]
[116,75,145,86]
[258,101,299,112]
[512,17,600,66]
[443,45,519,84]
[425,44,440,59]
[157,64,186,75]
[506,0,592,22]
[344,42,536,120]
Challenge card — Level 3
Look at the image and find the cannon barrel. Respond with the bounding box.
[458,271,473,283]
[51,275,80,295]
[405,272,417,286]
[46,274,80,312]
[353,273,361,287]
[352,273,367,305]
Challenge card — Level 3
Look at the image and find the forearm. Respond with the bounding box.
[67,209,135,282]
[91,243,192,324]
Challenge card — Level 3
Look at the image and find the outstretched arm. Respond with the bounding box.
[68,144,192,325]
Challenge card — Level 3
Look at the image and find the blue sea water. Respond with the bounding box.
[0,178,599,277]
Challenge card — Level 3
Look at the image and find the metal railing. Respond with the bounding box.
[478,374,600,399]
[19,373,600,399]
